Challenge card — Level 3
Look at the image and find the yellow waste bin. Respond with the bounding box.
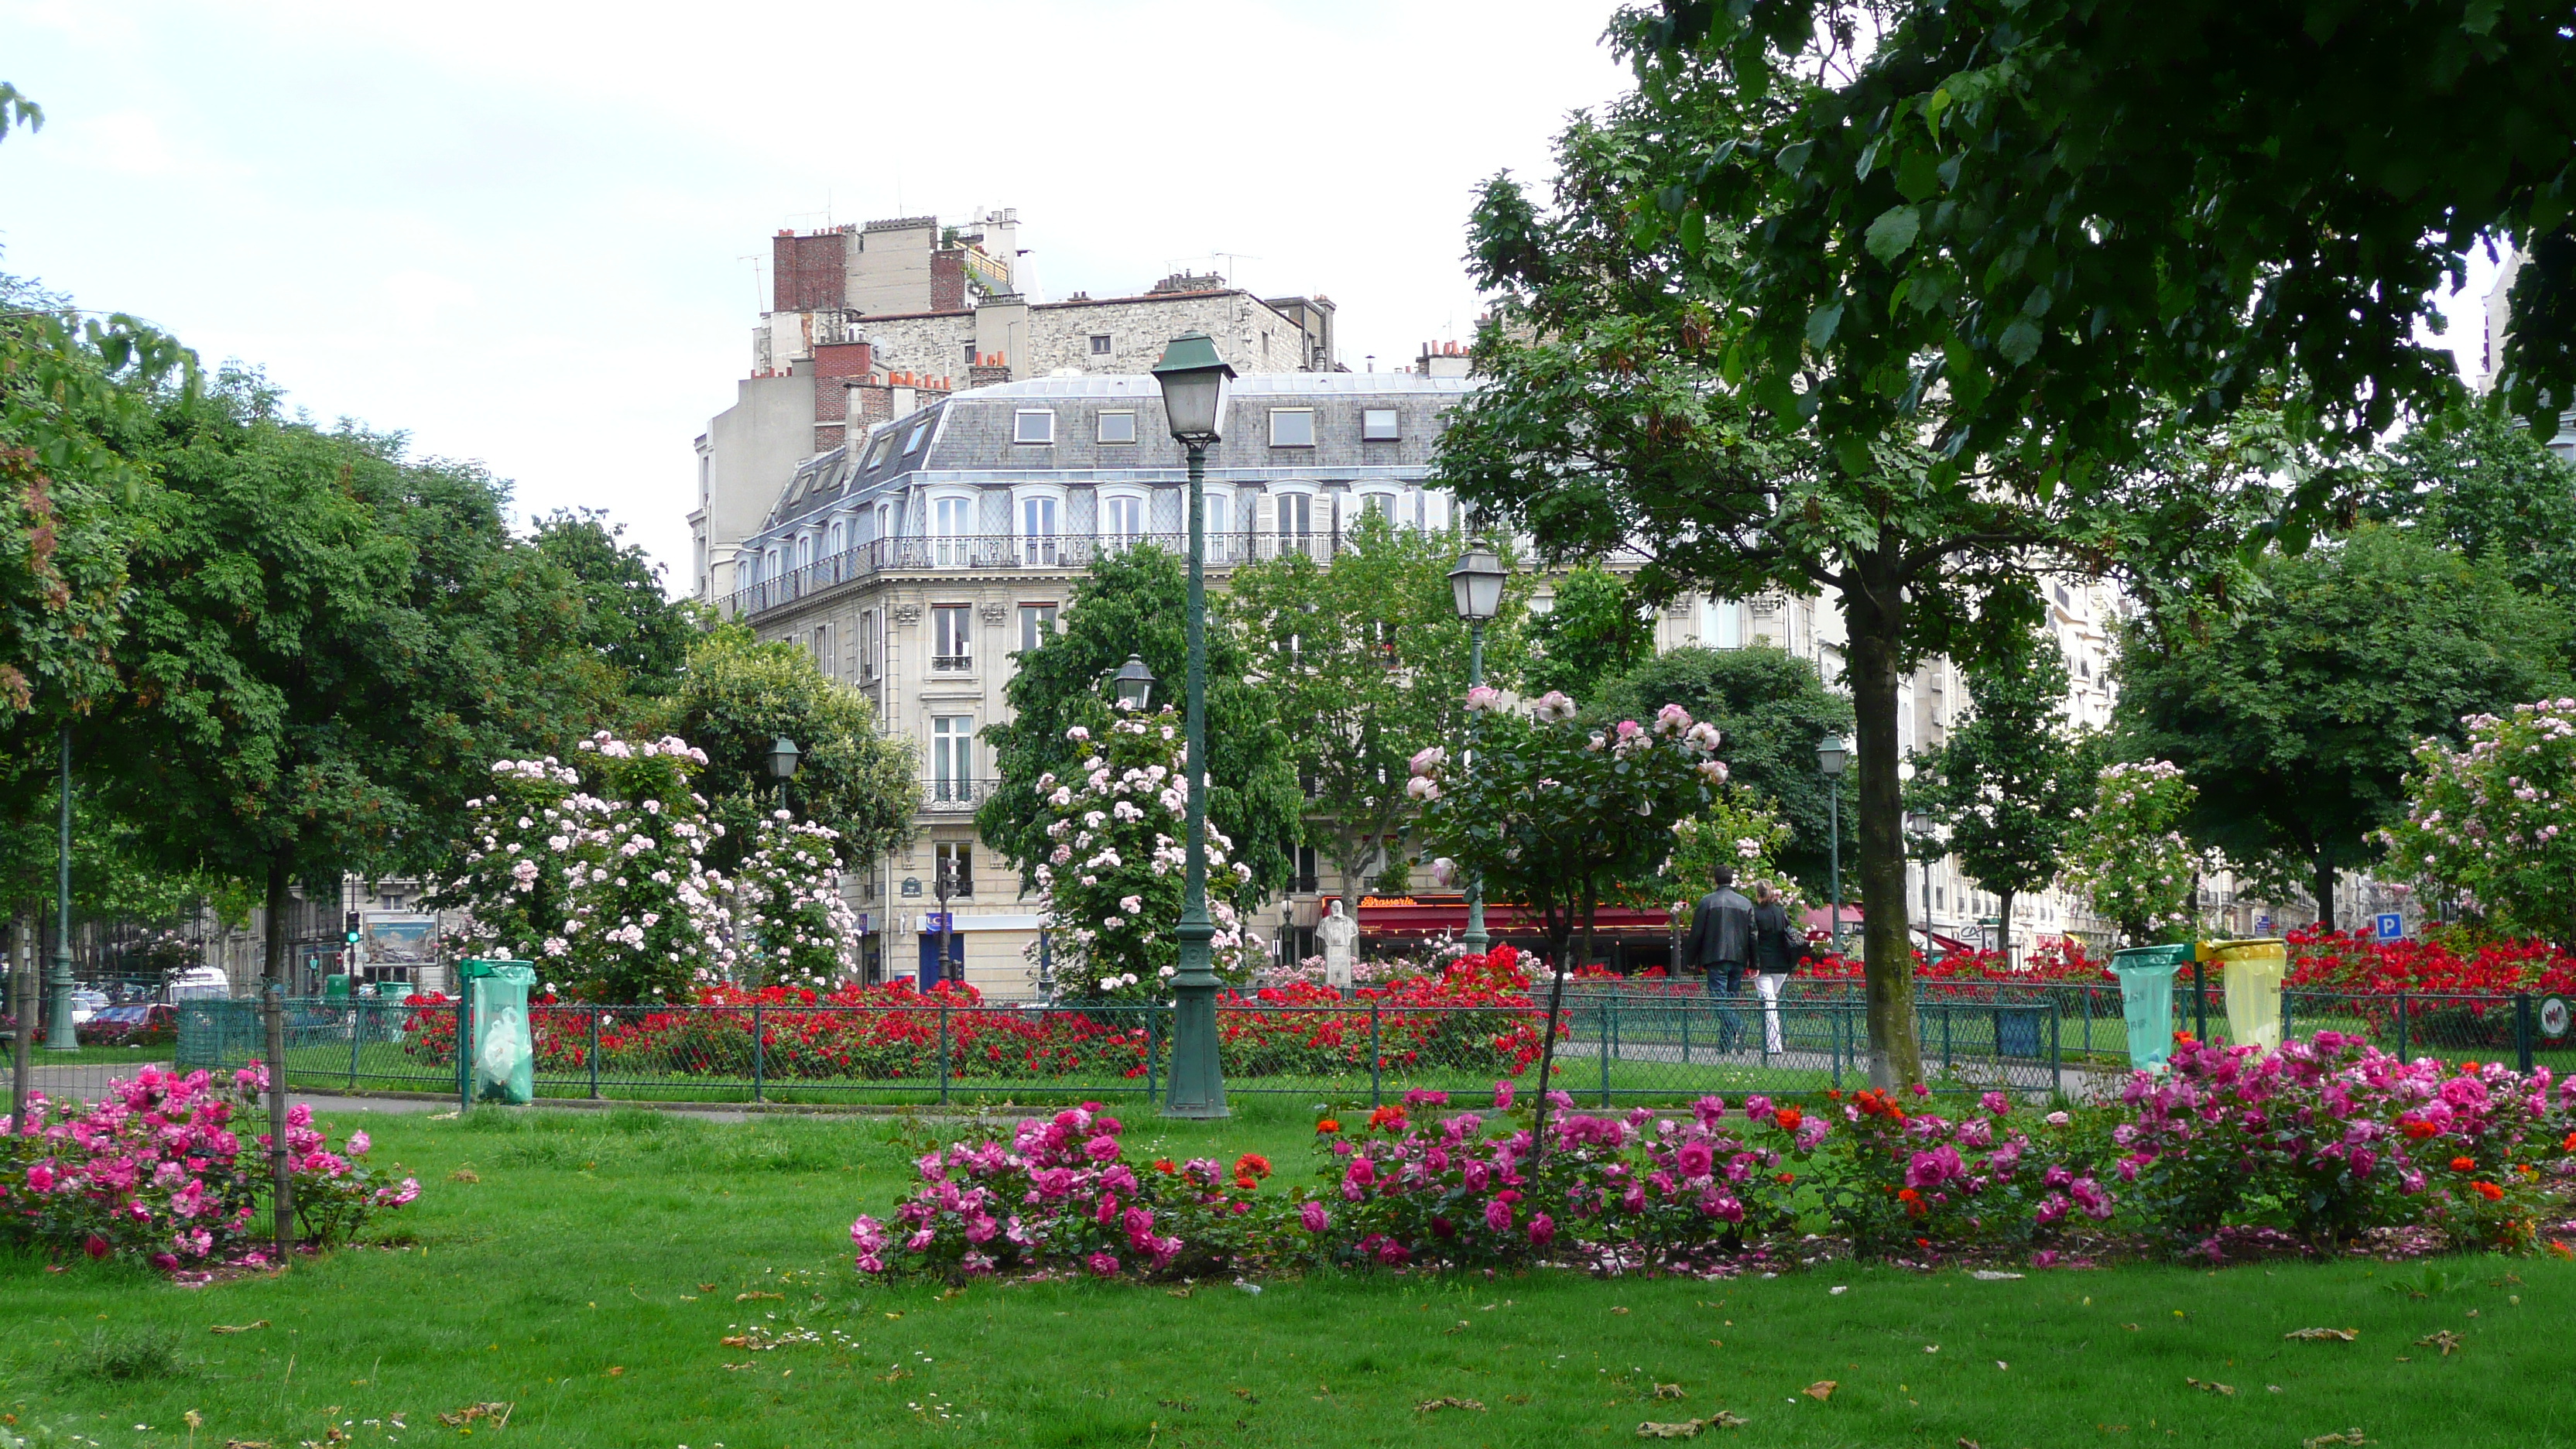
[2211,938,2289,1052]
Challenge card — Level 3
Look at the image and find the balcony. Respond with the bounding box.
[728,529,1365,619]
[922,776,999,814]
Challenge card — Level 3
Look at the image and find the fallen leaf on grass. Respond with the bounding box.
[698,1283,716,1292]
[1968,1270,2024,1281]
[1230,1387,1259,1403]
[1611,1306,1631,1314]
[1923,1344,1941,1354]
[1416,1398,1485,1413]
[1828,1285,1848,1295]
[1166,1288,1193,1299]
[1444,1321,1469,1335]
[1803,1381,1836,1402]
[737,1291,783,1301]
[447,1167,479,1184]
[605,1366,625,1378]
[1652,1384,1687,1400]
[2185,1379,2235,1396]
[884,1311,903,1319]
[223,1441,272,1448]
[2415,1331,2463,1357]
[2301,1431,2370,1448]
[1636,1411,1748,1437]
[2122,1324,2141,1332]
[2284,1328,2358,1342]
[1958,1440,1982,1449]
[209,1321,269,1334]
[433,1403,512,1428]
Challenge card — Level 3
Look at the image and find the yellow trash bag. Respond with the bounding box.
[2211,938,2289,1052]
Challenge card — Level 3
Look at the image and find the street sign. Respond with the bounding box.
[2541,995,2572,1042]
[2374,912,2403,941]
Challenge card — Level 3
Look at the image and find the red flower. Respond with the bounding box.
[2564,1132,2576,1153]
[2403,1121,2438,1140]
[1774,1108,1804,1132]
[2451,1156,2477,1173]
[1776,1172,1794,1184]
[1153,1160,1177,1174]
[2471,1180,2504,1202]
[1315,1118,1342,1134]
[1232,1153,1273,1180]
[1234,1177,1258,1192]
[1367,1105,1408,1132]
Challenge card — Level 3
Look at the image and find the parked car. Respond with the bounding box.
[85,1002,179,1047]
[68,988,108,1024]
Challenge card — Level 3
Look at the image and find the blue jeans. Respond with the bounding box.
[1705,965,1748,1050]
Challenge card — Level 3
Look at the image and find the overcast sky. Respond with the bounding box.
[0,0,1634,585]
[1,2,2499,594]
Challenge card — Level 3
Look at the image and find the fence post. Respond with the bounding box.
[1600,1000,1614,1107]
[2517,992,2535,1074]
[1941,1003,1954,1076]
[752,1002,766,1105]
[2395,988,2409,1061]
[587,1007,602,1100]
[2081,986,2093,1059]
[2049,999,2062,1097]
[348,1001,362,1091]
[456,996,471,1112]
[937,1003,951,1107]
[2192,957,2208,1045]
[2281,989,2293,1044]
[1680,1001,1692,1064]
[1368,1003,1382,1110]
[1831,1006,1844,1091]
[1146,1009,1160,1105]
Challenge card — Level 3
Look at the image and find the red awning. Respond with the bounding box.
[1351,895,1675,937]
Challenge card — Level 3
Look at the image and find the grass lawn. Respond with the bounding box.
[4,1099,2571,1448]
[12,1045,173,1066]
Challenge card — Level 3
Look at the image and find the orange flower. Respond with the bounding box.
[1776,1172,1795,1184]
[1153,1159,1177,1174]
[1896,1187,1920,1203]
[1232,1153,1273,1180]
[2451,1156,2477,1172]
[2403,1120,2438,1140]
[1315,1118,1342,1134]
[2471,1180,2504,1202]
[1234,1177,1258,1192]
[1774,1108,1804,1132]
[2564,1132,2576,1152]
[1367,1105,1408,1131]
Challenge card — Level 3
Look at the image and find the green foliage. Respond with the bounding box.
[2366,406,2576,599]
[979,545,1298,897]
[2064,762,2200,946]
[1225,512,1526,892]
[2114,526,2568,923]
[1620,1,2576,474]
[1642,784,1807,920]
[2387,698,2576,945]
[52,1326,187,1386]
[1592,646,1854,896]
[1526,563,1647,703]
[661,622,917,876]
[1906,617,2094,952]
[531,508,697,701]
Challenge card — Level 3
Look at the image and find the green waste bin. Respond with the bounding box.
[459,959,536,1105]
[2110,944,2193,1072]
[322,973,351,1002]
[2214,937,2289,1053]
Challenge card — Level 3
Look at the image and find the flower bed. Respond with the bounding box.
[2,1064,417,1273]
[848,1033,2576,1280]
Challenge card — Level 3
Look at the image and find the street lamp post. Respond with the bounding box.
[45,729,77,1052]
[1447,543,1506,954]
[1817,733,1849,956]
[1152,331,1236,1119]
[1904,810,1933,956]
[766,735,801,816]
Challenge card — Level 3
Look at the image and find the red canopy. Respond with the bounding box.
[1351,894,1676,937]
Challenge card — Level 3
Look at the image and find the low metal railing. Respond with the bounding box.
[727,529,1365,618]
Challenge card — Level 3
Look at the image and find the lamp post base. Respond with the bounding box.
[1161,977,1228,1118]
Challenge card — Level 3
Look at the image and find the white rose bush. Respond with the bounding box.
[2386,698,2576,946]
[736,811,868,989]
[2064,761,2202,946]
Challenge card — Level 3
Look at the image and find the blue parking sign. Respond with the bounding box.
[2374,912,2403,941]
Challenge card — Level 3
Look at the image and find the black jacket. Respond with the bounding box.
[1751,901,1800,975]
[1684,887,1755,970]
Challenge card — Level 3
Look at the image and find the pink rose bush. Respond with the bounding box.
[2,1064,418,1272]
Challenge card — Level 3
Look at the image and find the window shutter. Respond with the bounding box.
[1254,490,1276,550]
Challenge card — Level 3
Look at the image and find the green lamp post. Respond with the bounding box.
[1817,732,1849,954]
[1447,543,1506,952]
[1150,331,1235,1119]
[44,729,77,1052]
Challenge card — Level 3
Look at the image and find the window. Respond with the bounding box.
[933,839,975,896]
[860,610,881,681]
[1097,410,1137,444]
[1102,494,1144,549]
[1018,603,1058,655]
[875,503,893,544]
[903,420,931,455]
[826,519,845,556]
[932,605,972,671]
[1014,409,1056,444]
[1204,493,1231,558]
[930,718,975,802]
[1293,844,1319,894]
[1276,491,1313,558]
[1088,334,1112,356]
[1356,492,1395,521]
[1362,408,1399,441]
[1269,409,1315,447]
[866,431,896,467]
[811,624,833,678]
[796,535,813,568]
[1020,495,1059,565]
[963,341,978,366]
[932,495,974,567]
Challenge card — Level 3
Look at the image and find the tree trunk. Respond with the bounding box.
[1843,564,1923,1088]
[1998,887,2016,971]
[262,857,295,1262]
[2311,855,2337,935]
[1529,906,1577,1158]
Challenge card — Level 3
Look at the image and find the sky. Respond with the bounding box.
[0,2,2505,594]
[0,0,1636,587]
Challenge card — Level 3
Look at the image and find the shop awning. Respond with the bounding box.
[1351,895,1676,937]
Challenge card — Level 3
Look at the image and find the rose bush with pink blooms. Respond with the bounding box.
[2,1064,417,1271]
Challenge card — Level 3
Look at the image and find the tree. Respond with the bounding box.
[1226,512,1526,895]
[2064,762,2201,947]
[1592,646,1855,897]
[1906,618,2093,964]
[531,509,697,703]
[2115,526,2567,928]
[1415,691,1727,1148]
[1028,708,1260,1003]
[980,546,1299,898]
[661,622,918,878]
[2388,698,2576,945]
[1526,563,1649,704]
[2365,407,2576,600]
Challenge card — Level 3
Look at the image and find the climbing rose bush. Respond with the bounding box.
[735,810,866,989]
[2064,760,2201,944]
[2386,697,2576,946]
[1030,710,1261,1004]
[1,1064,418,1271]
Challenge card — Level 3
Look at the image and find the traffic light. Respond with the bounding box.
[344,910,362,945]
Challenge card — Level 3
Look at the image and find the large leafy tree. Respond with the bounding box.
[1591,645,1854,896]
[2115,524,2568,928]
[2365,406,2576,601]
[979,545,1299,898]
[660,623,918,876]
[532,508,697,704]
[1226,512,1527,895]
[1905,618,2094,963]
[1526,563,1650,704]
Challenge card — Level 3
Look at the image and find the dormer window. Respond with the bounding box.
[1269,409,1315,447]
[1014,409,1057,444]
[903,420,932,455]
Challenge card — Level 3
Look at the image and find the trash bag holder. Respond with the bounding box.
[456,958,537,1107]
[2109,944,2194,1072]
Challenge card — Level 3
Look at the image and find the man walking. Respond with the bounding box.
[1684,865,1755,1052]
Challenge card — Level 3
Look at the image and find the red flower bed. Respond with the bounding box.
[2283,926,2576,996]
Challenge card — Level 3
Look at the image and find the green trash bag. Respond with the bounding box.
[468,962,537,1105]
[2109,944,2192,1073]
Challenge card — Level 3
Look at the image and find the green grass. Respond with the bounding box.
[5,1101,2573,1447]
[11,1043,173,1065]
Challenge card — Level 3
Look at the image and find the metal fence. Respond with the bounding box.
[171,995,2079,1108]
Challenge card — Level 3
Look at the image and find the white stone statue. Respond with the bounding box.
[1318,898,1360,991]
